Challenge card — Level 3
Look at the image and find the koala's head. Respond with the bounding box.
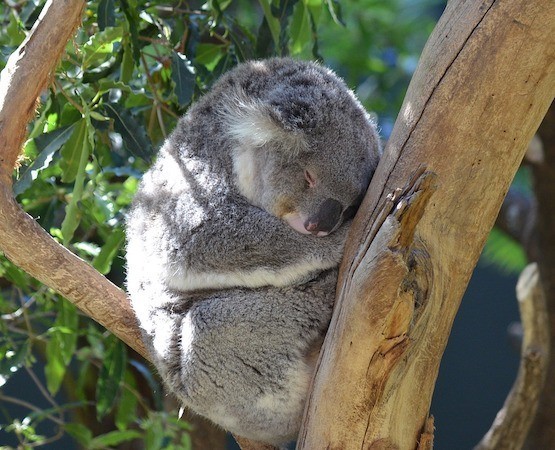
[224,59,381,236]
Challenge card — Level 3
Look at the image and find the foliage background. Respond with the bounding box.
[0,0,524,448]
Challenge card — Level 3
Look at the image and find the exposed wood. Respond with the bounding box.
[474,263,549,450]
[298,0,555,448]
[417,416,435,450]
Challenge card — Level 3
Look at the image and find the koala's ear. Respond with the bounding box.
[223,96,306,151]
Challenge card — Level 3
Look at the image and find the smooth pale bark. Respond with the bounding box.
[298,0,555,448]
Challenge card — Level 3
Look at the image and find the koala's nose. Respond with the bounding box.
[304,198,343,235]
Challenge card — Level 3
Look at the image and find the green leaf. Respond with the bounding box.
[120,0,141,64]
[44,299,79,394]
[90,430,142,448]
[104,103,153,161]
[93,228,125,275]
[61,118,92,245]
[195,44,226,71]
[45,332,66,395]
[325,0,345,26]
[97,79,132,95]
[171,51,196,108]
[14,125,75,196]
[482,227,527,274]
[258,0,280,46]
[65,423,93,447]
[96,338,127,419]
[82,27,123,70]
[115,371,139,431]
[98,0,116,30]
[290,2,311,55]
[144,415,164,450]
[120,36,135,83]
[57,300,79,364]
[60,119,88,184]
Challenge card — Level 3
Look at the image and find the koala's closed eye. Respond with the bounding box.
[304,169,316,188]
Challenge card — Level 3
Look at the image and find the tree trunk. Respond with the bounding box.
[297,0,555,448]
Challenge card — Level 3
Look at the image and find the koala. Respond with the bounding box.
[126,57,381,445]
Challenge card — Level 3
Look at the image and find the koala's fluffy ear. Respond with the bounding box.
[222,95,306,152]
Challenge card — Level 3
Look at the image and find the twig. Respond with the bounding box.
[0,393,64,426]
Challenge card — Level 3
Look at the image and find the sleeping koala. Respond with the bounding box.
[126,57,381,445]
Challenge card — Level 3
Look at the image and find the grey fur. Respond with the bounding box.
[126,58,380,445]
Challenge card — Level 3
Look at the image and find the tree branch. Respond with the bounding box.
[298,0,555,447]
[474,263,549,450]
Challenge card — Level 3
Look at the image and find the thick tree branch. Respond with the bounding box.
[298,0,555,448]
[475,263,549,450]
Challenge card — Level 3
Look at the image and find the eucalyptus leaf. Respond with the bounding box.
[14,125,75,196]
[290,2,311,55]
[195,44,226,71]
[115,371,139,431]
[98,0,116,30]
[44,333,66,395]
[171,51,196,108]
[60,119,88,184]
[65,423,93,447]
[96,338,127,419]
[104,103,154,161]
[61,118,92,245]
[93,227,125,274]
[90,430,142,448]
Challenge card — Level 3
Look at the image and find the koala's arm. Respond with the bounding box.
[166,199,349,292]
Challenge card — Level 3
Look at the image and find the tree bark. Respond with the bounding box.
[298,0,555,448]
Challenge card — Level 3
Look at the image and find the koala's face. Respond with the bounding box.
[224,58,381,236]
[232,121,379,237]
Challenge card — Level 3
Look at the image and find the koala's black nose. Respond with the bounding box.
[304,198,343,235]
